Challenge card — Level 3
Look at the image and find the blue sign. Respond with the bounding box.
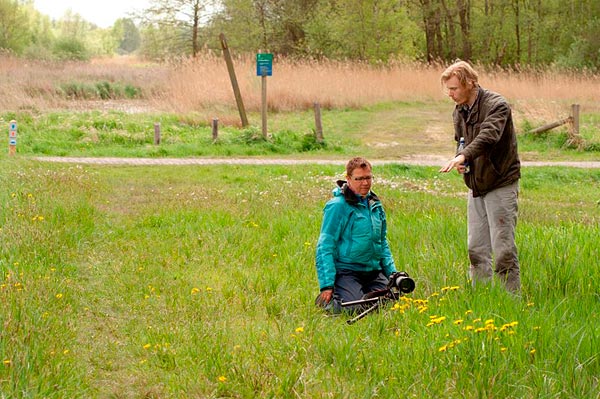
[9,139,17,145]
[256,53,273,76]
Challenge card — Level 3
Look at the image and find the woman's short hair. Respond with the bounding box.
[346,157,372,176]
[441,60,479,87]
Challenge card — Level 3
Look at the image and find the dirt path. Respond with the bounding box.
[33,156,600,168]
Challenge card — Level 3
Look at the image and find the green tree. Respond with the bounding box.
[0,0,31,53]
[205,0,264,51]
[138,0,214,57]
[113,18,141,54]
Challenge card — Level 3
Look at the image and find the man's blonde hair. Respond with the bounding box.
[441,60,479,87]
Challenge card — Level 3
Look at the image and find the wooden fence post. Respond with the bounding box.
[212,118,219,141]
[314,102,324,143]
[219,33,249,127]
[154,123,161,145]
[571,104,580,135]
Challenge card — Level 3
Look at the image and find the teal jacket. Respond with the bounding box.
[315,182,397,291]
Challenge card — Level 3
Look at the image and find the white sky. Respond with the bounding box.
[34,0,152,28]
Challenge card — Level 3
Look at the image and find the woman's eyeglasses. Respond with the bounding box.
[350,175,373,182]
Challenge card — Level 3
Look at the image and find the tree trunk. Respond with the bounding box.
[457,0,472,61]
[192,1,200,57]
[512,0,521,62]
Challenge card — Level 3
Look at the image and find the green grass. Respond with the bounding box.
[1,158,598,398]
[2,100,600,160]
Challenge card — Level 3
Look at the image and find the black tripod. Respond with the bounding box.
[340,271,415,325]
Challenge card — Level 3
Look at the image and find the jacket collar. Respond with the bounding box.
[336,180,380,206]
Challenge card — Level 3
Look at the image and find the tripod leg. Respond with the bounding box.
[346,302,380,325]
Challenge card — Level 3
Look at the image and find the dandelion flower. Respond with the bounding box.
[2,359,11,366]
[191,287,200,295]
[143,344,151,350]
[295,327,304,333]
[218,376,227,383]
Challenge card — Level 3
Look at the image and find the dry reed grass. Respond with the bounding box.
[1,53,598,125]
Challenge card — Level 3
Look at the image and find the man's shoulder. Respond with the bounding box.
[480,87,508,106]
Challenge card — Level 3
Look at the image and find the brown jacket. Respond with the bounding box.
[454,86,521,197]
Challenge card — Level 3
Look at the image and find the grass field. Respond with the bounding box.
[1,158,598,398]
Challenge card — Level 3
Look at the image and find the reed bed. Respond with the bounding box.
[2,53,599,123]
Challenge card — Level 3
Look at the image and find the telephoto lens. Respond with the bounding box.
[390,272,415,294]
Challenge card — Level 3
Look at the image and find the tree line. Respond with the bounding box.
[2,0,599,70]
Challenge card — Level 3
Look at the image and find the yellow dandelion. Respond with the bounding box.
[465,310,473,315]
[191,287,200,295]
[438,345,448,352]
[295,327,304,333]
[464,325,474,331]
[143,344,151,349]
[3,359,11,366]
[218,375,227,383]
[206,287,213,292]
[485,319,495,325]
[453,319,463,325]
[304,242,311,246]
[530,349,536,355]
[500,347,508,352]
[63,349,69,355]
[55,293,63,299]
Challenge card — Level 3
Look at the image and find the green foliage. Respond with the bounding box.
[56,81,144,100]
[53,37,89,61]
[113,18,141,54]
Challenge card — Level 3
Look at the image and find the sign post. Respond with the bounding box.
[8,120,17,156]
[256,53,273,138]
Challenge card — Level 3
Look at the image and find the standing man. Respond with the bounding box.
[315,157,397,312]
[439,60,521,293]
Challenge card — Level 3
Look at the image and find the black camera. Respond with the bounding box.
[388,271,415,294]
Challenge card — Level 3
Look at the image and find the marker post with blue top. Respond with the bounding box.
[256,53,273,138]
[8,120,17,156]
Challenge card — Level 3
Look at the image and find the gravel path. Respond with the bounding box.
[33,156,600,168]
